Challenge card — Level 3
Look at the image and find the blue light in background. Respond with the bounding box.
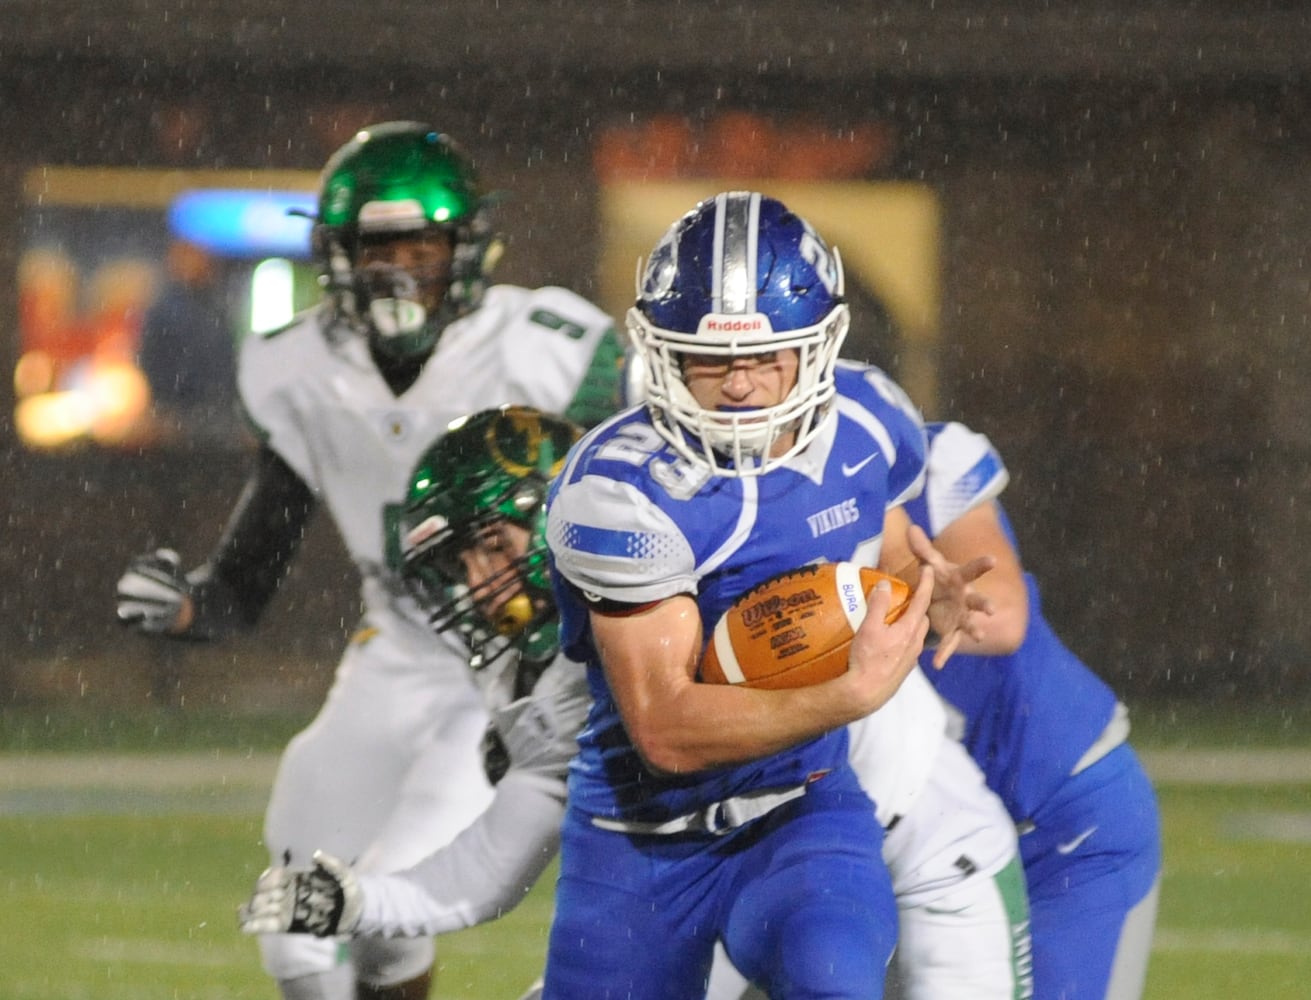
[168,189,316,258]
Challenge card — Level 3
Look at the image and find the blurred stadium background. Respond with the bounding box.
[1,2,1310,996]
[5,1,1311,712]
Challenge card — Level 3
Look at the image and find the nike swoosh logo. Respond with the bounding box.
[842,453,879,477]
[1056,826,1098,854]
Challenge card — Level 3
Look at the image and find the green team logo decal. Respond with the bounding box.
[487,407,567,480]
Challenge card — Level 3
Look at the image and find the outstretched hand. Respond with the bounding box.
[238,851,363,938]
[907,523,995,668]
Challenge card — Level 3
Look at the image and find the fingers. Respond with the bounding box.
[906,523,942,568]
[310,850,363,934]
[149,547,182,570]
[115,548,190,632]
[859,567,930,640]
[864,579,893,622]
[957,553,997,586]
[850,567,932,703]
[905,568,934,661]
[237,867,294,935]
[311,850,349,879]
[906,564,934,620]
[930,630,961,670]
[906,532,995,664]
[908,524,996,586]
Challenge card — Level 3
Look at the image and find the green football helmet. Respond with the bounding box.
[398,405,582,668]
[314,121,503,360]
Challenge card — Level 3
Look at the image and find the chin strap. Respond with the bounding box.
[495,593,537,635]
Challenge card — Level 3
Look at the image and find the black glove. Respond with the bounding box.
[481,722,511,786]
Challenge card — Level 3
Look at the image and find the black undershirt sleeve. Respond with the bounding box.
[567,579,672,617]
[184,444,317,640]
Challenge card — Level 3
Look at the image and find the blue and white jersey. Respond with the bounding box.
[546,362,927,823]
[905,422,1121,823]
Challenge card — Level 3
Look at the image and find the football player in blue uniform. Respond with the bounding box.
[906,421,1161,1000]
[542,192,995,999]
[244,409,1030,1000]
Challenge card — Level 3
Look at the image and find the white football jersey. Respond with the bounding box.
[238,284,618,629]
[847,666,948,828]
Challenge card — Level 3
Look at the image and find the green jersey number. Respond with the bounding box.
[530,308,587,340]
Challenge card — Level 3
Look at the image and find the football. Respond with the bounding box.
[700,562,912,690]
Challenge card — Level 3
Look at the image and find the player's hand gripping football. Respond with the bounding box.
[843,564,935,715]
[114,548,191,634]
[238,851,363,937]
[906,523,996,668]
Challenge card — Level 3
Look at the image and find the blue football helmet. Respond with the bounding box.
[627,191,850,476]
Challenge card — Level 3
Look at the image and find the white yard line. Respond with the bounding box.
[2,747,1311,793]
[1151,927,1311,955]
[0,752,279,790]
[74,936,246,967]
[1138,748,1311,785]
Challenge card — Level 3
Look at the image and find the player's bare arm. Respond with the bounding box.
[592,577,930,775]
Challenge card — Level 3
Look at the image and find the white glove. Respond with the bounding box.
[115,548,189,634]
[238,851,363,937]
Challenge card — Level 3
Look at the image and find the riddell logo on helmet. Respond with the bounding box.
[359,198,427,228]
[699,314,770,335]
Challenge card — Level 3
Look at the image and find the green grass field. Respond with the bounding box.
[2,702,1309,998]
[0,810,556,999]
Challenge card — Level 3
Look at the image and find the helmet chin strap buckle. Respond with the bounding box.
[369,297,428,337]
[495,593,537,636]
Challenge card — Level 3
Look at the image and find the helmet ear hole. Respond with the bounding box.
[510,481,545,516]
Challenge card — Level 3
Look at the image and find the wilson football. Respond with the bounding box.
[700,562,912,690]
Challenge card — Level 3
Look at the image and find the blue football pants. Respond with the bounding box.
[1020,744,1161,1000]
[542,768,898,1000]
